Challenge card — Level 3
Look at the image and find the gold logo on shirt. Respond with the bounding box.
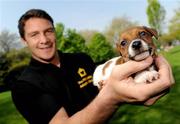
[78,68,87,77]
[77,68,93,88]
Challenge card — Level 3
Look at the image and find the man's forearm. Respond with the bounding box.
[74,88,119,124]
[50,86,119,124]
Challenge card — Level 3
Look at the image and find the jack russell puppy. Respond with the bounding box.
[93,26,159,89]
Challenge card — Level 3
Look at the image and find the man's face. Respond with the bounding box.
[22,17,57,63]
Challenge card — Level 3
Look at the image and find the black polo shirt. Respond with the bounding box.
[11,51,99,124]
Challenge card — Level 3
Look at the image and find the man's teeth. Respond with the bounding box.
[40,46,51,49]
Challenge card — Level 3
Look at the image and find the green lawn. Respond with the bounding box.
[0,46,180,124]
[0,91,27,124]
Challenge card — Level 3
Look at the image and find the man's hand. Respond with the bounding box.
[101,56,174,105]
[144,55,175,105]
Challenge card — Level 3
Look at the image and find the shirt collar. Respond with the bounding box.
[29,50,63,69]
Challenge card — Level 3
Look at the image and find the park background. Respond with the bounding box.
[0,0,180,124]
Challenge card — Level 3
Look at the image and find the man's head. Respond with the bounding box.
[115,26,158,62]
[18,9,54,40]
[18,9,58,63]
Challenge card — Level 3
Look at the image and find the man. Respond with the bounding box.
[11,9,174,124]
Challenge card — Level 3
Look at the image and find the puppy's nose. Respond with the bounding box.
[132,40,142,49]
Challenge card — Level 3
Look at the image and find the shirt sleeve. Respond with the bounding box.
[11,81,63,124]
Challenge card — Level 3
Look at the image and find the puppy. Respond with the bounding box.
[93,26,159,89]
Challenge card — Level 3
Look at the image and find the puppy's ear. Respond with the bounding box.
[143,26,158,39]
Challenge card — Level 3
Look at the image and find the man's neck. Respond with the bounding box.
[51,53,61,67]
[32,51,61,67]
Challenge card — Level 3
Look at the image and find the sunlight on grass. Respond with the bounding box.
[0,91,27,124]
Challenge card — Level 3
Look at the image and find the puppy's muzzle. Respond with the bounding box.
[129,39,153,61]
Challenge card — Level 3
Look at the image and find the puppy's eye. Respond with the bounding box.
[120,40,127,46]
[139,31,146,37]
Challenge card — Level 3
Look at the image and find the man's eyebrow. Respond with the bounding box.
[27,31,39,36]
[45,27,55,31]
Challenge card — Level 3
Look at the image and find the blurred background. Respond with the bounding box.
[0,0,180,124]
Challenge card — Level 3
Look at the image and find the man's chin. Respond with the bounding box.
[41,54,56,63]
[32,54,56,63]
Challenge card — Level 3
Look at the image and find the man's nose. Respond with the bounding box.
[40,34,48,44]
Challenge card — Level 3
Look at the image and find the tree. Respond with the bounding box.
[104,16,138,44]
[87,33,116,63]
[57,28,88,53]
[55,23,65,49]
[146,0,166,36]
[55,23,88,53]
[0,47,30,89]
[160,6,180,46]
[168,6,180,41]
[0,30,22,55]
[79,29,98,43]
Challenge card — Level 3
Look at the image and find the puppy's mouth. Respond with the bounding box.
[130,48,152,61]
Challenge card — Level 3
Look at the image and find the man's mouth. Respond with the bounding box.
[39,44,53,50]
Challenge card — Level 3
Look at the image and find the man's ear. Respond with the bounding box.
[143,26,158,39]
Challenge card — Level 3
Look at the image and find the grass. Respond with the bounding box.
[0,46,180,124]
[0,91,27,124]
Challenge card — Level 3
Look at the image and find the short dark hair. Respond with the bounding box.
[18,9,54,39]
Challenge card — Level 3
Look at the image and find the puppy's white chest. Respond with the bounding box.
[93,57,121,88]
[93,57,159,88]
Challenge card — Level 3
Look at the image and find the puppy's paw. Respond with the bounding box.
[134,70,159,84]
[147,70,159,83]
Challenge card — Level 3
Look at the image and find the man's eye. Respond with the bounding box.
[30,33,38,37]
[120,40,127,46]
[46,29,55,35]
[139,31,146,37]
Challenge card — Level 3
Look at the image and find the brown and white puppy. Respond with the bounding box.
[93,26,159,89]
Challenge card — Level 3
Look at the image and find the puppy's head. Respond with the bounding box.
[114,26,158,62]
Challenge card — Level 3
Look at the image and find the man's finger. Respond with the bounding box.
[138,57,172,97]
[112,57,153,80]
[155,55,175,84]
[144,90,168,106]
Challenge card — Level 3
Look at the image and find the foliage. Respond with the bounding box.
[0,54,9,86]
[87,33,116,63]
[55,24,88,53]
[157,4,180,46]
[160,6,180,45]
[55,23,65,49]
[79,29,98,43]
[104,16,138,43]
[0,48,30,87]
[168,6,180,41]
[5,48,30,71]
[146,0,166,36]
[0,30,22,55]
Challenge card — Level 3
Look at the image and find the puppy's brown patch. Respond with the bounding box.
[115,57,124,65]
[103,61,112,75]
